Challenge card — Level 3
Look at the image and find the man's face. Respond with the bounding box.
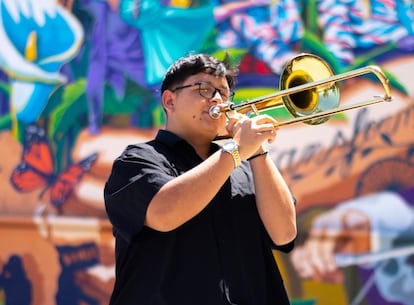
[165,73,231,140]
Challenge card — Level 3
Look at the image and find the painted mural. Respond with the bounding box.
[0,0,413,305]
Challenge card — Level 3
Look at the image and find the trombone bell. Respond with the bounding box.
[280,53,340,125]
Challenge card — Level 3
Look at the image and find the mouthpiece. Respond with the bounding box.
[209,105,222,119]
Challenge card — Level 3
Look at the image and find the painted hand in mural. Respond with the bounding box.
[291,208,371,283]
[291,191,414,287]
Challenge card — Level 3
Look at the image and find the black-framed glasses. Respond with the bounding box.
[172,81,235,101]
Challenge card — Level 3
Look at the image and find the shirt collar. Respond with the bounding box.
[155,129,186,148]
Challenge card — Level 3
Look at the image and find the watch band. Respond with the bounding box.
[230,148,241,168]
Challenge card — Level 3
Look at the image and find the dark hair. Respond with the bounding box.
[160,53,238,95]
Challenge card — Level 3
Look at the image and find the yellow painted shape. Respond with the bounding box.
[302,280,348,305]
[25,31,37,62]
[170,0,191,8]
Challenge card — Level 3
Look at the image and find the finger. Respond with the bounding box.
[266,129,277,144]
[299,255,316,279]
[307,237,328,275]
[226,113,248,135]
[250,116,278,136]
[254,123,276,133]
[319,237,338,272]
[248,117,277,134]
[290,247,315,279]
[227,112,248,125]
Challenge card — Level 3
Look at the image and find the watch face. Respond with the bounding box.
[223,141,236,151]
[222,141,241,167]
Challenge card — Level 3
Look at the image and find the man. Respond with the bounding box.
[104,53,297,305]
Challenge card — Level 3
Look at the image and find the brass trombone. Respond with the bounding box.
[210,53,392,129]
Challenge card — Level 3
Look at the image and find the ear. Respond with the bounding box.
[162,89,175,113]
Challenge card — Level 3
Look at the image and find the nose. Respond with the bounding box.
[211,89,223,102]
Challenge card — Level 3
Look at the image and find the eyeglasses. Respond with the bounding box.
[172,81,235,101]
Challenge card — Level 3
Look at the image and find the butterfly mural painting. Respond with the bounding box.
[9,124,98,213]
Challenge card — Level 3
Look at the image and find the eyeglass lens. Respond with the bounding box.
[198,83,233,101]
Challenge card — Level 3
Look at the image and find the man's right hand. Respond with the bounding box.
[226,113,278,160]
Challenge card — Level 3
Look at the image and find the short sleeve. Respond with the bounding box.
[104,144,177,242]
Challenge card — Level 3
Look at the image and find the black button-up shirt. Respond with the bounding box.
[104,130,294,305]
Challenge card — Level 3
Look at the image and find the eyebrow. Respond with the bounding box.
[197,81,230,90]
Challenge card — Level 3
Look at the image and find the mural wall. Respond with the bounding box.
[0,0,413,304]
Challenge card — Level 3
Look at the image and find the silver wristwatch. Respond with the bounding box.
[222,141,241,168]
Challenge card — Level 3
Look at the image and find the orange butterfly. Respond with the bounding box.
[10,124,98,208]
